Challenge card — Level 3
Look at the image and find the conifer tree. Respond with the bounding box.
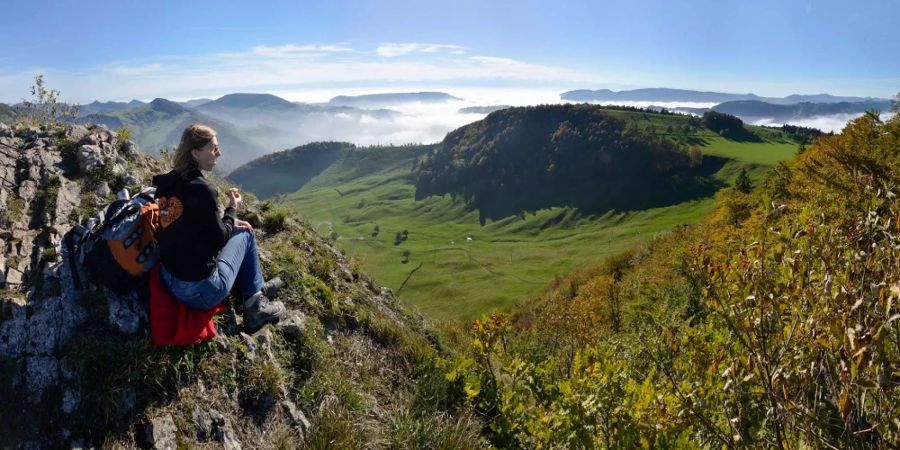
[734,167,752,193]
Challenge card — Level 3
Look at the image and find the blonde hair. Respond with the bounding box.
[173,124,217,176]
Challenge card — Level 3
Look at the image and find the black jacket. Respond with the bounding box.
[152,169,236,281]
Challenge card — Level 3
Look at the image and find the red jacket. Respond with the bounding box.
[148,264,226,346]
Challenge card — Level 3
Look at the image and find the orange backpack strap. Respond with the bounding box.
[140,202,161,236]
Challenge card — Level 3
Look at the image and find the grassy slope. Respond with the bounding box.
[283,111,800,321]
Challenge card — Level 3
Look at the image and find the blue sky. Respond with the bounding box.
[1,0,897,103]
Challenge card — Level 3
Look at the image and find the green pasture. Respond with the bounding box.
[279,112,800,321]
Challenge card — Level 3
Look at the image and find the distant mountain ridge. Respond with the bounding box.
[458,105,512,114]
[709,100,892,121]
[199,93,298,111]
[82,98,266,171]
[328,91,461,107]
[562,88,887,104]
[177,98,213,108]
[77,99,146,117]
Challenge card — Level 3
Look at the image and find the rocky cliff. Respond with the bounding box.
[0,122,483,449]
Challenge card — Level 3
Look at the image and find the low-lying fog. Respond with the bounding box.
[258,87,565,148]
[747,113,896,133]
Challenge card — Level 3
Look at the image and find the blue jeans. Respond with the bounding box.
[161,230,264,311]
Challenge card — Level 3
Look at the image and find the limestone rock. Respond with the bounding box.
[66,125,89,141]
[62,387,80,414]
[26,355,59,403]
[95,181,110,197]
[32,137,49,149]
[192,408,242,449]
[0,297,27,358]
[5,267,24,285]
[239,332,259,360]
[106,288,145,334]
[123,171,141,187]
[77,134,99,147]
[210,410,242,450]
[281,399,311,436]
[21,127,48,140]
[193,408,214,442]
[26,296,62,355]
[277,310,307,341]
[122,140,141,160]
[98,129,113,143]
[18,179,37,203]
[0,122,12,138]
[76,144,105,172]
[53,178,81,225]
[146,415,178,450]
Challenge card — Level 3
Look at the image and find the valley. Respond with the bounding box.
[235,107,802,320]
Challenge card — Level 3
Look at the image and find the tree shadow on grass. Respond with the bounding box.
[460,155,731,225]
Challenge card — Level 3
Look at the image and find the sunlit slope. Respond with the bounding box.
[266,109,802,321]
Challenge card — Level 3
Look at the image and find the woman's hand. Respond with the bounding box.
[227,187,243,210]
[234,218,253,231]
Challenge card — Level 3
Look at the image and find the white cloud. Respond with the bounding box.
[250,43,354,58]
[376,43,466,57]
[466,56,598,83]
[0,43,604,103]
[107,63,163,76]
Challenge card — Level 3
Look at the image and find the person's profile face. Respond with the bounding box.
[192,136,220,171]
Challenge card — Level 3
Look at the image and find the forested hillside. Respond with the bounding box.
[228,141,359,198]
[415,104,710,221]
[449,112,900,448]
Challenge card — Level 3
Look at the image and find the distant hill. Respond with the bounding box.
[77,100,146,117]
[781,93,884,103]
[0,103,17,123]
[82,98,266,171]
[710,100,892,121]
[328,92,461,108]
[458,105,512,114]
[415,103,720,221]
[177,98,213,108]
[198,93,298,112]
[562,88,760,103]
[562,88,887,104]
[227,141,357,198]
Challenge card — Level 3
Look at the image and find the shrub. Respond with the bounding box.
[17,74,79,125]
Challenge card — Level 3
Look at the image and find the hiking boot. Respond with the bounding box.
[243,293,285,332]
[261,277,284,299]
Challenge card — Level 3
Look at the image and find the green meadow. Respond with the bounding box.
[280,112,800,321]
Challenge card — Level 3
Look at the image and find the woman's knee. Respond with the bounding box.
[231,228,253,239]
[230,229,257,246]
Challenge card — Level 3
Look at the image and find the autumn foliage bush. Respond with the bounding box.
[450,112,900,448]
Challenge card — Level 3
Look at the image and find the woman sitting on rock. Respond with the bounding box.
[152,124,284,331]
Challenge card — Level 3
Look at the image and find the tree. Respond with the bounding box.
[18,74,79,124]
[702,110,744,136]
[734,167,752,193]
